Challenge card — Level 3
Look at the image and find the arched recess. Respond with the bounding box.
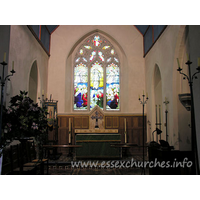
[153,64,164,142]
[65,29,128,113]
[28,60,38,102]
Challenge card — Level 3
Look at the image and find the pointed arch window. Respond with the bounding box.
[74,34,120,111]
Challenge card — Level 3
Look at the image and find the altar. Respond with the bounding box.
[75,133,121,159]
[75,106,121,158]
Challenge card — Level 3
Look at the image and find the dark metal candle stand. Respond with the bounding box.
[0,60,15,175]
[0,60,15,144]
[138,93,148,175]
[177,58,200,175]
[155,105,162,142]
[163,98,169,142]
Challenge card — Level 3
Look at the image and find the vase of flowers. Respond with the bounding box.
[1,91,48,159]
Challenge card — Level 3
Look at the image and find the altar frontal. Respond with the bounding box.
[75,106,121,158]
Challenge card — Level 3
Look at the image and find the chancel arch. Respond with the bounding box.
[28,60,38,103]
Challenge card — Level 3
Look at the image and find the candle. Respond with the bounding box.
[46,93,48,99]
[143,90,144,95]
[155,105,157,128]
[198,58,200,66]
[187,53,189,61]
[138,94,140,99]
[42,90,44,95]
[159,105,161,125]
[12,61,14,70]
[177,58,180,69]
[124,118,126,132]
[125,133,127,143]
[69,118,71,131]
[146,92,148,98]
[38,92,40,98]
[3,52,6,62]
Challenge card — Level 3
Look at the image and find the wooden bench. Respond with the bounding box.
[2,142,49,175]
[10,144,37,175]
[26,141,49,175]
[43,145,82,159]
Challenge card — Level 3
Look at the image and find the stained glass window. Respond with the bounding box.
[90,61,104,110]
[102,46,110,50]
[74,63,88,110]
[74,34,120,110]
[106,63,120,110]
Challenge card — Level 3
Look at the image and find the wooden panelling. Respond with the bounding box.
[119,117,124,129]
[105,117,113,128]
[113,117,119,128]
[138,116,143,127]
[74,117,82,129]
[82,117,89,129]
[126,117,133,129]
[57,114,147,156]
[60,117,68,127]
[133,117,138,128]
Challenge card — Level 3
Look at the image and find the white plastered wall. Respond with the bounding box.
[48,25,145,114]
[6,25,49,106]
[145,25,191,150]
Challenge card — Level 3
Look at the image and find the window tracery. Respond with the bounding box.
[74,34,120,111]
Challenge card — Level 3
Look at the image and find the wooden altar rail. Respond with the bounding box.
[48,115,147,156]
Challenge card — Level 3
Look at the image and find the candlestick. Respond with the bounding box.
[69,118,71,131]
[69,118,71,144]
[155,105,158,127]
[138,92,148,175]
[159,105,161,140]
[3,52,6,62]
[159,105,161,123]
[124,118,126,132]
[69,131,71,144]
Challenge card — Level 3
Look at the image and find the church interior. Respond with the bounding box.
[1,24,200,178]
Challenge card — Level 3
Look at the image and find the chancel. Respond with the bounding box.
[1,25,200,175]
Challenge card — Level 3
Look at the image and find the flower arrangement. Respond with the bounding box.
[0,91,48,156]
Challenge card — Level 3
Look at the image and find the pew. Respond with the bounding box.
[2,142,48,175]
